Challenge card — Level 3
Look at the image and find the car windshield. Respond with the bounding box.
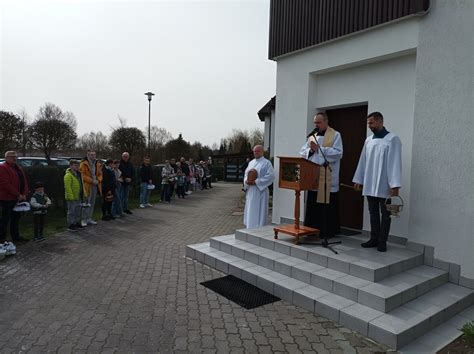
[51,159,69,166]
[18,159,48,167]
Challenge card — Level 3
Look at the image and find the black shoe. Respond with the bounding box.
[124,210,132,215]
[377,242,387,252]
[75,223,85,230]
[361,239,378,248]
[67,225,78,232]
[34,236,45,242]
[102,215,111,221]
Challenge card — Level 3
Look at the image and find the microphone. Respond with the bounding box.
[306,127,319,138]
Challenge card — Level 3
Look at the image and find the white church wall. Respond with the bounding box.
[410,0,474,278]
[270,109,276,158]
[310,54,417,237]
[272,17,420,225]
[263,116,271,152]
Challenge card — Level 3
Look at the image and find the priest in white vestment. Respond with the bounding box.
[243,145,275,228]
[300,112,343,238]
[353,111,402,252]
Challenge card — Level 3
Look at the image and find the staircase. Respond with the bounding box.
[186,225,474,350]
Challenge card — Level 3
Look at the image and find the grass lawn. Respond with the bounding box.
[17,193,161,240]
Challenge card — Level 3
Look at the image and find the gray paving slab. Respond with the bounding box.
[273,277,307,302]
[332,275,371,302]
[293,285,330,312]
[0,182,389,353]
[315,294,355,323]
[340,303,384,336]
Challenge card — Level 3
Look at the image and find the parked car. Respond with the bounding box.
[49,158,70,167]
[0,157,69,168]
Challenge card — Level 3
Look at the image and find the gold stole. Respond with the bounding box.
[311,127,335,204]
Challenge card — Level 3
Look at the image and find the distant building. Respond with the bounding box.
[257,96,275,158]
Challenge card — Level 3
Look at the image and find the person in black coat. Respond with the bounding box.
[119,152,134,214]
[101,159,116,220]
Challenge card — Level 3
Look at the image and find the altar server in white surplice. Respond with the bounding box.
[353,111,402,252]
[243,145,275,228]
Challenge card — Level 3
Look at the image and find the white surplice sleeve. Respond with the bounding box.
[299,141,312,159]
[387,136,402,189]
[353,140,368,185]
[255,160,275,192]
[320,132,343,163]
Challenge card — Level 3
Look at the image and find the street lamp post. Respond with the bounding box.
[144,91,155,150]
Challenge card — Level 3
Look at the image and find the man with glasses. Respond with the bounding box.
[0,151,29,244]
[299,112,343,239]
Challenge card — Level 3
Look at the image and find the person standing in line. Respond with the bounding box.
[64,160,83,232]
[79,150,102,225]
[353,111,402,252]
[30,182,52,242]
[161,160,174,203]
[119,152,134,215]
[0,150,29,246]
[112,160,123,218]
[139,156,153,208]
[101,159,116,221]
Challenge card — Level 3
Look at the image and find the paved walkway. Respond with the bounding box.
[0,183,388,353]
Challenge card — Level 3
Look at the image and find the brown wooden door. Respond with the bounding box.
[326,105,367,230]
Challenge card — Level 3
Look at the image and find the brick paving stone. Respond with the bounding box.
[0,183,388,352]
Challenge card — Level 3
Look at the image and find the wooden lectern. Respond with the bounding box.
[273,157,320,244]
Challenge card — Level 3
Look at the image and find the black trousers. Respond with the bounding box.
[0,200,21,242]
[177,185,185,198]
[34,214,45,238]
[304,191,340,238]
[367,196,391,243]
[102,197,113,217]
[160,184,171,202]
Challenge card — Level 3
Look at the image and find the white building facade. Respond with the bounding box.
[269,0,474,279]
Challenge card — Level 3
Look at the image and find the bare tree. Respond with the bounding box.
[145,126,173,150]
[17,109,31,156]
[78,132,110,153]
[248,128,264,147]
[219,128,264,154]
[0,111,26,153]
[109,127,146,157]
[29,103,78,161]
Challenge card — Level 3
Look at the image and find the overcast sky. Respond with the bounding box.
[0,0,275,147]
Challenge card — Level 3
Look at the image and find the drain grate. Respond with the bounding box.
[200,275,281,309]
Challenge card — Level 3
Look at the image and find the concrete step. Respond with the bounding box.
[206,235,446,313]
[399,305,474,353]
[185,241,474,350]
[233,227,424,282]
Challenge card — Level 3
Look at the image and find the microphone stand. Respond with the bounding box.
[310,132,341,254]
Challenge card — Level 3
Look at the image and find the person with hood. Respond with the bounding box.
[64,160,84,232]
